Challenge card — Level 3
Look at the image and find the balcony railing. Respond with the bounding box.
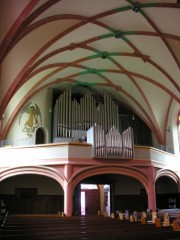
[159,145,174,154]
[0,137,33,148]
[0,137,174,156]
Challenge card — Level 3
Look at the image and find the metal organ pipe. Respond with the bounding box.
[54,86,120,137]
[86,93,88,128]
[72,99,75,129]
[89,93,92,127]
[87,93,90,129]
[109,97,111,128]
[107,95,110,131]
[68,87,72,137]
[104,93,107,132]
[84,95,86,128]
[59,95,62,137]
[74,99,76,130]
[63,92,65,136]
[76,102,79,130]
[93,97,96,126]
[85,94,87,129]
[56,99,59,137]
[80,99,83,130]
[74,100,76,129]
[65,89,68,137]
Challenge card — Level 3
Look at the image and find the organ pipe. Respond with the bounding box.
[53,86,120,138]
[68,87,72,137]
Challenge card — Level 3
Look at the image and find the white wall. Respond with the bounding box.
[6,88,52,145]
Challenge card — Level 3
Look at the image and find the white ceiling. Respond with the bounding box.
[0,0,179,144]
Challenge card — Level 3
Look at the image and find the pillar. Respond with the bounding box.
[177,178,180,193]
[99,185,105,215]
[63,164,73,216]
[64,181,73,216]
[147,167,156,211]
[148,180,156,211]
[64,164,73,179]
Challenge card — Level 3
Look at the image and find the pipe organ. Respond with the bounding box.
[53,86,119,140]
[87,125,134,158]
[53,86,134,158]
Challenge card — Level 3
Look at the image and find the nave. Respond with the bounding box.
[1,214,180,240]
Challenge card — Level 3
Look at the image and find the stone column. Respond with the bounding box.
[147,166,156,211]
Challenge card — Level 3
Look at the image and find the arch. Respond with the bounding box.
[0,166,65,190]
[35,127,46,144]
[70,166,149,193]
[155,169,179,184]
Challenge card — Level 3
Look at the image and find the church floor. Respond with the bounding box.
[1,214,180,240]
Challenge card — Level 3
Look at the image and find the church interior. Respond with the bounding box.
[0,0,180,239]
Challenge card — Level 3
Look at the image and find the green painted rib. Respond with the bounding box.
[115,6,132,12]
[87,54,101,60]
[99,33,114,39]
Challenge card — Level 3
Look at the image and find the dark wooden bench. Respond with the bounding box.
[1,214,180,240]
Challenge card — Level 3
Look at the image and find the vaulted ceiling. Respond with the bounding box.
[0,0,179,144]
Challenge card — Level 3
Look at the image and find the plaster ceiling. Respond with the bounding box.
[0,0,179,144]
